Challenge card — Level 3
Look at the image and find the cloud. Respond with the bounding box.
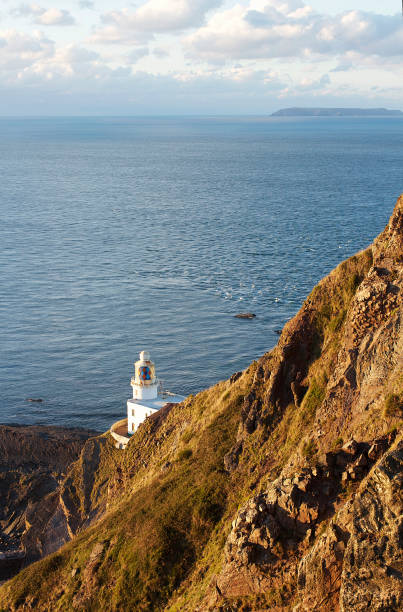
[0,64,292,115]
[0,46,401,116]
[91,0,223,44]
[1,1,402,115]
[0,29,54,70]
[331,62,353,73]
[126,47,150,64]
[58,44,99,64]
[5,42,116,89]
[78,0,94,8]
[153,47,170,58]
[186,1,403,61]
[297,73,330,90]
[14,4,76,26]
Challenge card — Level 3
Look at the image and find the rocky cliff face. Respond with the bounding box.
[206,195,402,610]
[0,196,401,611]
[0,425,99,579]
[211,433,401,611]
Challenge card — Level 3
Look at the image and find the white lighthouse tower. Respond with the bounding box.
[127,351,184,435]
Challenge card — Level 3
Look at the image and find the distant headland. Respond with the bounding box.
[271,107,403,117]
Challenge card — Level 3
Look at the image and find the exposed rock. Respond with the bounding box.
[340,440,403,611]
[230,371,242,384]
[224,441,243,473]
[297,439,403,612]
[213,431,399,608]
[0,425,99,577]
[239,391,263,436]
[234,313,256,319]
[88,540,105,566]
[72,540,109,609]
[342,439,359,455]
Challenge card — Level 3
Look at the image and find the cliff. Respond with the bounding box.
[0,196,402,611]
[0,426,98,581]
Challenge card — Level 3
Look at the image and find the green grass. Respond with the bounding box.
[177,448,193,461]
[327,308,347,333]
[302,439,318,461]
[309,248,373,354]
[181,428,193,444]
[301,378,326,424]
[384,393,403,418]
[333,436,344,449]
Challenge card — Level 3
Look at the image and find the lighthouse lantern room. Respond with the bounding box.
[127,351,184,434]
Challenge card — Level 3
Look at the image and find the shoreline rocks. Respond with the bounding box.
[0,424,100,581]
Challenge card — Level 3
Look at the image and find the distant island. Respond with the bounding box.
[271,107,403,117]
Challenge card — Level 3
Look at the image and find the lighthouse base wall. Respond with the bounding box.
[127,394,185,434]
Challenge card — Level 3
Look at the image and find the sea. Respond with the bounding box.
[0,116,402,432]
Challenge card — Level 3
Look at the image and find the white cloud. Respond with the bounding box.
[186,2,403,61]
[14,4,76,26]
[153,47,170,58]
[126,47,150,64]
[0,1,402,114]
[91,0,223,44]
[0,51,401,115]
[0,29,54,70]
[58,44,99,64]
[9,42,121,87]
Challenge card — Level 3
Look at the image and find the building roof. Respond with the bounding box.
[127,394,185,412]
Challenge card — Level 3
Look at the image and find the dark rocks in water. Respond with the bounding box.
[26,398,43,402]
[274,329,282,335]
[235,313,256,319]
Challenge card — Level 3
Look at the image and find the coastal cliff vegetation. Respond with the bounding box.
[0,196,402,611]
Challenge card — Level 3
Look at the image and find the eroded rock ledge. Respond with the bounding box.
[207,434,402,611]
[0,425,98,580]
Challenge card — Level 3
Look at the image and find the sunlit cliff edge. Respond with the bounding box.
[0,195,402,611]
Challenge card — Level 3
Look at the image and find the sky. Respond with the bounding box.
[0,0,402,115]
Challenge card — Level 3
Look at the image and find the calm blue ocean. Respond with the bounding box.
[0,116,402,431]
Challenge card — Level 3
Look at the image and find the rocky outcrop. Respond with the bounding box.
[0,425,97,470]
[204,197,403,610]
[0,425,99,578]
[21,436,108,564]
[234,313,256,319]
[297,439,403,612]
[212,432,401,609]
[339,441,403,612]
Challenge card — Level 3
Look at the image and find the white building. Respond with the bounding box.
[127,350,184,435]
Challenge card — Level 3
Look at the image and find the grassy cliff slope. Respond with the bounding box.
[0,196,402,612]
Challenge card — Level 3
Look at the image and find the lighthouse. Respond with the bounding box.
[127,351,184,435]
